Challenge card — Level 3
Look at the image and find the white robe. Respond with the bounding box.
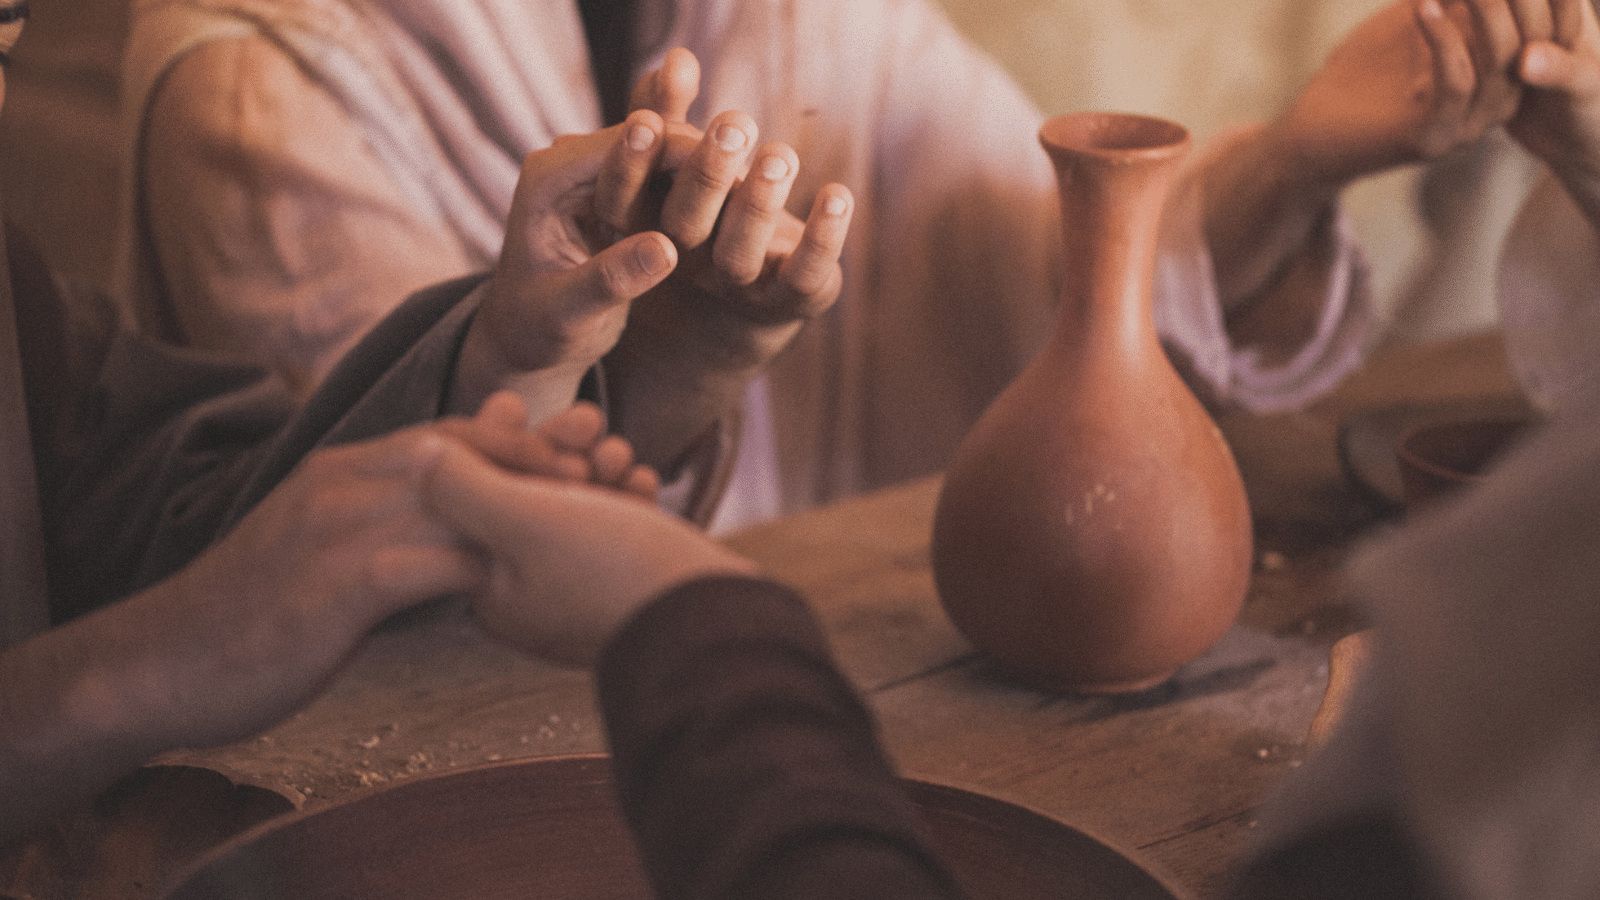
[118,0,1372,528]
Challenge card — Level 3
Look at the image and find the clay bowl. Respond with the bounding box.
[156,754,1188,900]
[1394,417,1532,511]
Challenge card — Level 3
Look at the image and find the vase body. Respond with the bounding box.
[931,112,1253,694]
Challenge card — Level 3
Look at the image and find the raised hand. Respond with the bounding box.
[448,115,681,423]
[1270,0,1539,190]
[1509,0,1600,193]
[597,48,855,479]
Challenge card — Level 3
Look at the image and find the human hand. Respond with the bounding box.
[449,115,682,422]
[1508,0,1600,187]
[597,48,855,476]
[439,390,661,501]
[1269,0,1539,190]
[137,426,485,750]
[426,430,756,668]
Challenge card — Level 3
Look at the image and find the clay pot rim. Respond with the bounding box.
[1394,416,1531,484]
[1039,112,1190,160]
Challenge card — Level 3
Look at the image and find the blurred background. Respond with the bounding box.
[0,0,1544,351]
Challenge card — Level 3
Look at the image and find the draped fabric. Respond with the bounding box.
[0,223,49,650]
[117,0,1373,528]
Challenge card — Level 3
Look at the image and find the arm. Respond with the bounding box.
[2,426,482,841]
[599,578,967,900]
[3,395,650,842]
[1200,0,1534,335]
[419,440,962,900]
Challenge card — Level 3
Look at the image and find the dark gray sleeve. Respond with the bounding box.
[39,274,487,622]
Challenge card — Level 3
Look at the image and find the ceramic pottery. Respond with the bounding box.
[932,112,1253,694]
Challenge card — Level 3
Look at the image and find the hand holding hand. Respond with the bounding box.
[426,402,754,668]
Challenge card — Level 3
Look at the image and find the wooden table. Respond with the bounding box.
[2,331,1526,900]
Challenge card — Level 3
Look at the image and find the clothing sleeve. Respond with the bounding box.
[38,274,486,622]
[1495,174,1600,417]
[596,575,967,900]
[134,35,483,397]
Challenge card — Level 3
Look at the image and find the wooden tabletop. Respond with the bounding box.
[2,331,1527,900]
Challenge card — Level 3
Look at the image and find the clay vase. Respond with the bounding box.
[931,112,1253,695]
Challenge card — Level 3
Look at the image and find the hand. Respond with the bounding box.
[426,425,756,668]
[449,116,681,422]
[112,425,485,752]
[1509,0,1600,188]
[439,390,662,501]
[1270,0,1537,190]
[598,48,855,477]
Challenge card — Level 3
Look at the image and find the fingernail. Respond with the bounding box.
[758,154,790,180]
[628,125,655,152]
[715,123,748,152]
[1522,46,1549,80]
[823,195,848,217]
[635,237,671,276]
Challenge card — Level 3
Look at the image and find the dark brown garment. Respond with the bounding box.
[596,575,967,900]
[6,223,488,622]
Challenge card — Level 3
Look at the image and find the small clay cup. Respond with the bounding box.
[1395,417,1530,512]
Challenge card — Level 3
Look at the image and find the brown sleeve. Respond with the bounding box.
[596,575,966,900]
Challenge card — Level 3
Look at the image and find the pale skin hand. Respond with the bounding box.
[1510,0,1600,229]
[0,395,650,840]
[450,54,853,486]
[426,411,756,670]
[1201,0,1541,320]
[447,117,681,424]
[600,48,854,479]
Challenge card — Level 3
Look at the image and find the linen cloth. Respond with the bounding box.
[117,0,1374,528]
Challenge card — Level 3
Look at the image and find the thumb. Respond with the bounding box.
[572,230,677,308]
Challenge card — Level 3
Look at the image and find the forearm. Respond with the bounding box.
[0,597,195,841]
[598,576,964,900]
[1197,122,1344,317]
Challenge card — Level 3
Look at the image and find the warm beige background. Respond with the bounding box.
[0,0,1543,346]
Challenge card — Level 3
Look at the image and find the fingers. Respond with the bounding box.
[629,46,700,123]
[712,143,800,285]
[1419,0,1478,105]
[1550,0,1590,46]
[1506,0,1556,43]
[660,110,758,248]
[593,110,666,239]
[773,184,854,314]
[1520,35,1600,95]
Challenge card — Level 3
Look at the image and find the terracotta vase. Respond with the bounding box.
[931,112,1253,694]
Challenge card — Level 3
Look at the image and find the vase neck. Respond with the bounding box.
[1038,114,1190,357]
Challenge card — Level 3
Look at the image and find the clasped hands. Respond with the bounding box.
[453,48,853,479]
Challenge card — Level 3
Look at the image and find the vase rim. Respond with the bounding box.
[1038,112,1190,160]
